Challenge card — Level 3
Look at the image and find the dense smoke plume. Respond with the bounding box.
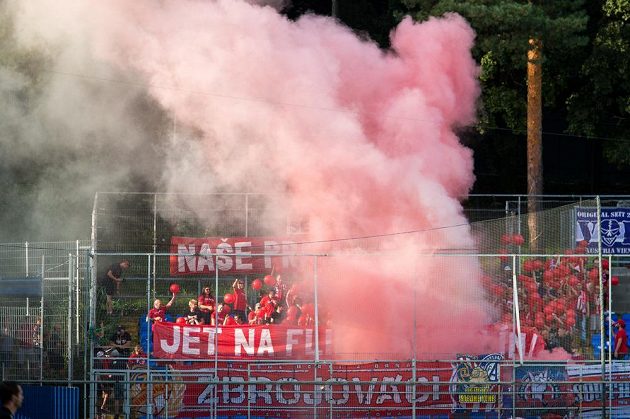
[4,0,497,357]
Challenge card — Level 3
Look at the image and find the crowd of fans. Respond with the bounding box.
[145,274,318,329]
[91,248,626,413]
[487,236,623,357]
[95,266,321,416]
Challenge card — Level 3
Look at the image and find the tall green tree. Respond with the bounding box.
[392,0,588,246]
[567,0,630,166]
[391,0,589,135]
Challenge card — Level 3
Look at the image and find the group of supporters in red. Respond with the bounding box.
[487,236,625,357]
[147,274,318,330]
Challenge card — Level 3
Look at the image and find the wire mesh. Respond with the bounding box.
[7,194,630,417]
[0,240,90,384]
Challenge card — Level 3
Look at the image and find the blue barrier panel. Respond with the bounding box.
[0,277,42,298]
[15,385,79,419]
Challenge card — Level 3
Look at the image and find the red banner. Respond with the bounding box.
[169,236,298,275]
[153,323,332,359]
[566,363,630,414]
[129,361,456,418]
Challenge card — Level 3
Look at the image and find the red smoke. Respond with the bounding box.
[91,0,497,358]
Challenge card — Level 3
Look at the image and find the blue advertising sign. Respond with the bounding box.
[575,207,630,254]
[450,353,502,415]
[515,364,572,416]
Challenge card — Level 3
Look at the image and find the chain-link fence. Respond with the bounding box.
[85,247,629,418]
[6,194,630,417]
[0,241,90,385]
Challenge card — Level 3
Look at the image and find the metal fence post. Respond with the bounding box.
[25,241,29,276]
[75,241,80,346]
[214,253,219,419]
[314,256,320,363]
[153,194,157,301]
[67,253,73,386]
[147,254,153,418]
[608,253,613,413]
[412,358,417,419]
[512,255,523,365]
[596,195,607,418]
[39,254,44,384]
[88,249,96,419]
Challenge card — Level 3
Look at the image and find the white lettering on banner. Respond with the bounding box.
[178,244,196,273]
[197,377,218,405]
[216,241,234,270]
[235,242,252,270]
[572,382,630,402]
[409,377,429,403]
[258,329,274,355]
[200,327,222,355]
[276,379,301,404]
[187,368,462,412]
[160,326,181,353]
[325,378,350,405]
[182,327,200,355]
[285,329,302,356]
[376,375,403,404]
[264,241,281,269]
[305,329,315,356]
[222,377,246,404]
[196,243,214,271]
[248,377,273,404]
[432,375,442,401]
[235,329,255,355]
[173,238,300,274]
[303,378,322,405]
[353,378,378,405]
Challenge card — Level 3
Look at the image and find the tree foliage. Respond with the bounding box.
[390,0,589,133]
[567,0,630,165]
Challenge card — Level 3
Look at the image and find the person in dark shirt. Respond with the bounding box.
[186,299,205,325]
[270,305,286,325]
[544,328,560,352]
[99,260,130,315]
[110,325,132,357]
[0,381,23,419]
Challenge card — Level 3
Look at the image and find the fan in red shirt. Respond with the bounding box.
[224,314,244,326]
[147,293,176,330]
[248,303,263,325]
[232,278,250,320]
[614,319,628,360]
[198,286,215,325]
[259,290,276,308]
[212,303,229,326]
